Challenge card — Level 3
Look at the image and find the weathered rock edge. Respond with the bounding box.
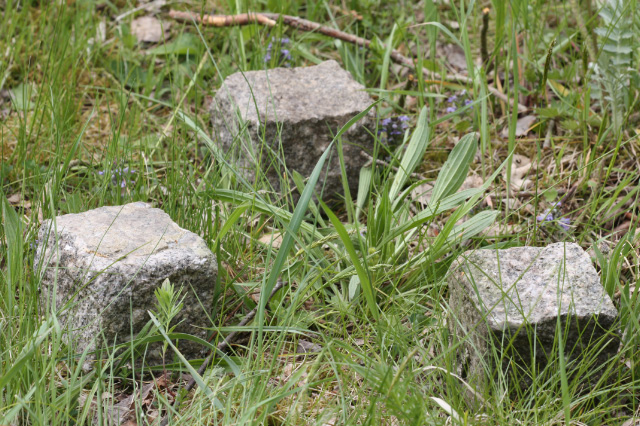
[448,242,619,399]
[209,59,376,201]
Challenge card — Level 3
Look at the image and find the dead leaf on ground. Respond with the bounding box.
[410,182,433,208]
[297,339,322,354]
[80,381,161,426]
[501,115,537,138]
[258,231,283,249]
[7,193,21,204]
[439,42,467,72]
[131,16,168,43]
[460,174,484,191]
[504,154,535,190]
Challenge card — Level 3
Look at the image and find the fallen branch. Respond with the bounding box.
[159,278,288,426]
[168,10,527,112]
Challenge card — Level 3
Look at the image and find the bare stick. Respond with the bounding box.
[168,10,527,112]
[159,279,288,426]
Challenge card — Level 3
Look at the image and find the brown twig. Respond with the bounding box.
[159,278,288,426]
[168,10,527,112]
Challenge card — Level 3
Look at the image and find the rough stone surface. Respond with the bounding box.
[448,242,619,397]
[35,202,217,367]
[210,60,375,201]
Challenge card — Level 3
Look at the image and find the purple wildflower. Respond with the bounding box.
[446,106,457,113]
[558,217,571,231]
[447,95,458,103]
[265,36,292,66]
[537,203,571,232]
[378,115,411,144]
[99,164,137,189]
[537,209,554,222]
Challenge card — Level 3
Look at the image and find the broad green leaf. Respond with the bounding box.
[348,275,361,301]
[430,210,499,259]
[9,82,36,110]
[430,132,478,204]
[147,33,203,56]
[385,152,510,245]
[389,106,431,201]
[355,167,372,221]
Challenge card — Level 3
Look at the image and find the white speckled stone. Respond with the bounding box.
[448,242,619,398]
[210,60,375,201]
[35,202,217,368]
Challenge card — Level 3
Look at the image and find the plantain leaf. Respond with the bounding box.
[389,106,431,202]
[430,132,478,204]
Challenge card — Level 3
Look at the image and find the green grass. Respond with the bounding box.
[2,0,640,424]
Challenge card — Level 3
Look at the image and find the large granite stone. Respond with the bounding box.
[35,202,217,368]
[448,243,619,399]
[210,60,375,201]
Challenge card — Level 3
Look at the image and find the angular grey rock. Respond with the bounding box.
[448,242,619,399]
[35,202,217,368]
[210,60,375,201]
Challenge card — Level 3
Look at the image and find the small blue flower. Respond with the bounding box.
[378,116,411,144]
[99,163,136,189]
[537,209,554,222]
[281,37,290,44]
[447,95,458,103]
[446,106,457,113]
[30,239,40,250]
